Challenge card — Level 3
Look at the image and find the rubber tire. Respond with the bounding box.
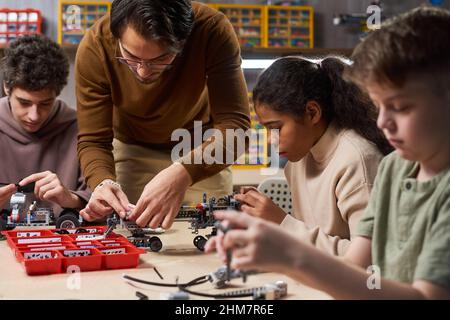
[56,211,80,229]
[149,236,163,252]
[193,235,207,251]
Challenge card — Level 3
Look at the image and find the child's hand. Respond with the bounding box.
[19,171,83,209]
[234,187,287,224]
[0,184,17,207]
[204,233,227,262]
[204,220,230,262]
[212,210,302,274]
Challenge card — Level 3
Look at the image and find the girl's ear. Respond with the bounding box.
[305,100,322,125]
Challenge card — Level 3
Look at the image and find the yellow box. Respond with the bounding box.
[210,4,268,48]
[58,0,111,45]
[206,4,314,49]
[233,93,269,169]
[267,5,314,48]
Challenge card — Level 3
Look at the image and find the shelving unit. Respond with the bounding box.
[58,0,110,45]
[211,4,267,48]
[0,9,42,44]
[267,6,314,48]
[207,4,313,49]
[233,93,269,169]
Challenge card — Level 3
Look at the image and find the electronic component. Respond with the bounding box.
[1,186,82,231]
[105,194,240,252]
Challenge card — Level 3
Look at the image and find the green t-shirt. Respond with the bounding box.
[357,152,450,288]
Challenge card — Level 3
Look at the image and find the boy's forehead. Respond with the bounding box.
[365,79,432,101]
[365,81,400,100]
[12,87,56,102]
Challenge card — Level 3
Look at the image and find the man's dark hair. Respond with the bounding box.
[110,0,194,53]
[2,34,69,96]
[253,56,393,156]
[345,6,450,90]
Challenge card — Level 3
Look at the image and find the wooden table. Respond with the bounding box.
[0,222,330,300]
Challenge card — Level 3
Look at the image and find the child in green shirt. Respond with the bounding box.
[205,6,450,299]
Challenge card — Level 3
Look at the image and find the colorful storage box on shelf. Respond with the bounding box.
[206,4,313,49]
[0,8,42,44]
[1,226,146,276]
[212,4,267,48]
[58,0,111,45]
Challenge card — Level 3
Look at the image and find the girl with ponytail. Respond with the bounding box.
[234,55,393,256]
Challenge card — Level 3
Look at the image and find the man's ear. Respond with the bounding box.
[3,82,10,96]
[304,100,322,125]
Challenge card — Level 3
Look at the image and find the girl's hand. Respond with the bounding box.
[234,187,287,224]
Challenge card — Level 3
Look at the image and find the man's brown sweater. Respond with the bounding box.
[75,2,250,189]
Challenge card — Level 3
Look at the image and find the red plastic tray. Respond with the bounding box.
[98,245,144,270]
[51,226,108,234]
[16,249,63,276]
[60,248,103,272]
[1,227,146,275]
[6,235,72,250]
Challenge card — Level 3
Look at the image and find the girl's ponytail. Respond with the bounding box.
[253,55,393,155]
[320,57,393,155]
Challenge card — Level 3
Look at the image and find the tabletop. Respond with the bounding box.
[0,221,331,300]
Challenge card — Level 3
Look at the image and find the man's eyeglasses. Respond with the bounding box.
[115,42,176,73]
[115,56,174,72]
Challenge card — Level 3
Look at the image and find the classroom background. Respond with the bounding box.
[0,0,448,188]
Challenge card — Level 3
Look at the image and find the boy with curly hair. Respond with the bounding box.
[0,35,91,222]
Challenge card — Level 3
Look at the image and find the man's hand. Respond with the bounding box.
[128,163,192,229]
[19,171,83,208]
[234,186,287,224]
[0,184,17,208]
[79,179,130,222]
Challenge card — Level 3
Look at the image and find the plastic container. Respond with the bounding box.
[16,249,63,275]
[6,235,72,250]
[0,8,42,43]
[60,248,103,272]
[2,229,54,238]
[50,226,107,235]
[98,245,145,270]
[1,227,145,275]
